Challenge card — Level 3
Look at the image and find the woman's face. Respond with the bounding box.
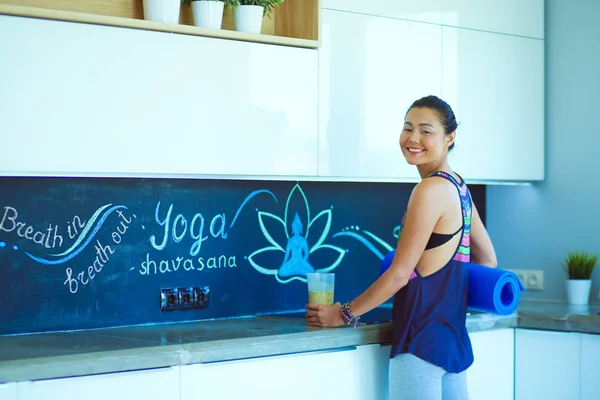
[399,107,453,166]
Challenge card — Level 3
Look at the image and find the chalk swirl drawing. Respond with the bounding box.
[332,221,402,261]
[247,184,345,284]
[25,204,126,265]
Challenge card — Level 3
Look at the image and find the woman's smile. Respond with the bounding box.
[407,147,425,154]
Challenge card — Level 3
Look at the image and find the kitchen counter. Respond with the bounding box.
[1,300,598,383]
[517,301,600,334]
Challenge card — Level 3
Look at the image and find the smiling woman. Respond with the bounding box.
[400,96,458,167]
[305,95,498,400]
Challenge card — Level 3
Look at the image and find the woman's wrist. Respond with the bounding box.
[340,302,360,327]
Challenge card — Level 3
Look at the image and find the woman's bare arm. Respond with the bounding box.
[305,179,447,326]
[469,201,498,268]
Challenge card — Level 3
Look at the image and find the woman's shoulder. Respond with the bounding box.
[411,172,461,202]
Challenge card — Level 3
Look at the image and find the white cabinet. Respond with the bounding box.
[582,333,600,400]
[467,329,514,400]
[17,366,179,400]
[442,27,545,182]
[442,0,544,39]
[0,15,318,178]
[0,383,17,400]
[371,344,392,400]
[515,329,581,400]
[182,346,386,400]
[322,0,442,24]
[319,9,442,181]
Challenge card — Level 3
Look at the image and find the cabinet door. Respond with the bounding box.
[319,10,442,181]
[442,27,544,182]
[322,0,442,24]
[582,333,600,400]
[515,329,581,400]
[0,383,17,400]
[0,15,318,178]
[442,0,544,39]
[467,329,514,400]
[17,366,179,400]
[181,347,373,400]
[371,344,391,400]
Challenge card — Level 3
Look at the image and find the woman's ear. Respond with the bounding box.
[447,131,456,148]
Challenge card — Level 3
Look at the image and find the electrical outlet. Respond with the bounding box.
[160,288,179,311]
[178,287,195,310]
[526,270,544,290]
[507,269,544,291]
[510,269,527,286]
[193,286,210,309]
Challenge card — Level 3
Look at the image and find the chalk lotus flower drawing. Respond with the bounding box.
[247,184,346,283]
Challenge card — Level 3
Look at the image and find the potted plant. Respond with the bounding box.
[183,0,225,29]
[223,0,284,34]
[143,0,181,24]
[564,250,597,305]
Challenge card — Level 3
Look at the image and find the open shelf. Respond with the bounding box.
[0,0,321,48]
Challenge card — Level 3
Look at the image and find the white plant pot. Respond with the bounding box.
[566,279,592,305]
[192,0,224,29]
[233,5,264,34]
[143,0,181,24]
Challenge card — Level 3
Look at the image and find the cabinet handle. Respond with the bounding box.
[28,366,178,384]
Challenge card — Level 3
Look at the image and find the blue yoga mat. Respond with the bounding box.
[379,250,525,316]
[466,262,525,315]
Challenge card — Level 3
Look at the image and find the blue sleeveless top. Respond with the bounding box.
[390,171,474,373]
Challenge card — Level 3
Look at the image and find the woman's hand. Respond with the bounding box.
[305,302,345,327]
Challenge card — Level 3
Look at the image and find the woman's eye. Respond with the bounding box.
[403,128,412,132]
[422,130,431,134]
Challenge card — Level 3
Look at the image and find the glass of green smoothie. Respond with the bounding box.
[306,273,335,305]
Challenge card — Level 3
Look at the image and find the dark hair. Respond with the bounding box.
[406,95,458,151]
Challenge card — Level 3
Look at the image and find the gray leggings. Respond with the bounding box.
[389,353,469,400]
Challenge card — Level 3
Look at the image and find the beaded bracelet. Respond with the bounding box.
[340,302,360,328]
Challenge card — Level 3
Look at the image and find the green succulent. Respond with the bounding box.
[564,250,597,280]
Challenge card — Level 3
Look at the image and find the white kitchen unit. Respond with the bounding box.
[371,344,392,399]
[515,329,581,400]
[17,366,179,400]
[181,345,386,400]
[442,27,545,182]
[0,383,17,400]
[443,0,544,39]
[581,333,600,400]
[322,0,443,24]
[318,9,442,181]
[467,328,514,400]
[0,15,318,178]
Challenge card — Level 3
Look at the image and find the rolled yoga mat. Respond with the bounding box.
[379,250,525,316]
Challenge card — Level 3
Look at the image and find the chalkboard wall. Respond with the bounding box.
[0,177,485,335]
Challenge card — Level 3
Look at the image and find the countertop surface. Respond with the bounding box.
[1,300,599,383]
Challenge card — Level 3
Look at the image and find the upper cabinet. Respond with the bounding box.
[0,15,319,178]
[322,0,442,24]
[318,9,442,181]
[443,27,545,182]
[319,1,545,183]
[442,0,545,39]
[0,0,546,184]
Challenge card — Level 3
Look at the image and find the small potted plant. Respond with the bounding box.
[564,250,597,305]
[183,0,225,29]
[223,0,284,34]
[144,0,181,24]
